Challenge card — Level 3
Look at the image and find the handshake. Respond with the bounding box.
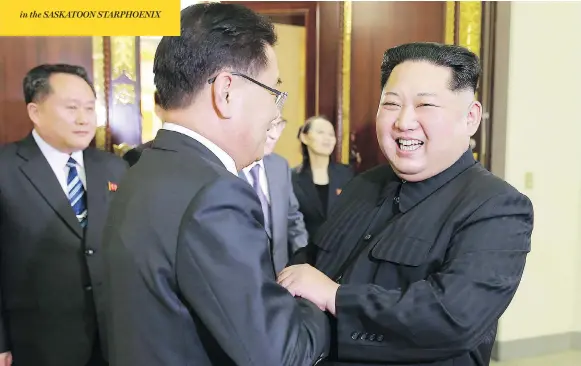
[277,264,340,316]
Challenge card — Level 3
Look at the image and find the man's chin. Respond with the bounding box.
[389,161,426,180]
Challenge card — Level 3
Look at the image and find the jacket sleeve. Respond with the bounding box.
[176,176,330,366]
[333,191,533,363]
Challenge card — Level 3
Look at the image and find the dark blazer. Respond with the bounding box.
[122,140,153,167]
[0,134,128,366]
[292,150,534,366]
[103,129,329,366]
[292,162,354,239]
[239,153,308,273]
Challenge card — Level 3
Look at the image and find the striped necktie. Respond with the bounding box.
[66,157,88,228]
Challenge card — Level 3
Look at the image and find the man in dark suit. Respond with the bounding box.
[102,4,329,366]
[279,42,534,366]
[240,116,308,274]
[0,64,128,366]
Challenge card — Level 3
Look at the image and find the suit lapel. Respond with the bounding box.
[17,135,83,238]
[296,167,325,217]
[83,149,109,243]
[238,170,248,182]
[263,156,282,241]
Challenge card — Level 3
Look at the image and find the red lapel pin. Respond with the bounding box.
[108,182,118,192]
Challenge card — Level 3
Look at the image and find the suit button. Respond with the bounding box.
[377,334,384,342]
[85,249,94,256]
[84,285,93,291]
[369,334,376,341]
[351,332,360,340]
[363,234,372,240]
[360,333,368,340]
[394,196,400,203]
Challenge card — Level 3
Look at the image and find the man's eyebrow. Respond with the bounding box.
[62,97,95,103]
[382,92,438,97]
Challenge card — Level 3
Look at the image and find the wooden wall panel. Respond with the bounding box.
[0,37,92,145]
[349,1,446,171]
[317,1,341,123]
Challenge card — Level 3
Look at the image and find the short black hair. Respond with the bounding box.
[380,42,481,93]
[23,64,95,104]
[154,3,277,110]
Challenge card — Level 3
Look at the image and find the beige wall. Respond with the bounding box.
[492,1,581,342]
[140,36,163,144]
[272,22,306,168]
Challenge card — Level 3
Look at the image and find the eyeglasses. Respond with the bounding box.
[208,72,288,110]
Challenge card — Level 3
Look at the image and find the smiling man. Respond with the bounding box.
[279,42,534,366]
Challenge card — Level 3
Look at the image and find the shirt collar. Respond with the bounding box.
[162,122,238,176]
[32,129,84,168]
[242,159,264,175]
[379,149,477,212]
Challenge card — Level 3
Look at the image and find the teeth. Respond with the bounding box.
[400,145,420,151]
[397,138,423,151]
[398,139,422,146]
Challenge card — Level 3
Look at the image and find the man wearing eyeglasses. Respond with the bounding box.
[240,116,309,275]
[102,3,329,366]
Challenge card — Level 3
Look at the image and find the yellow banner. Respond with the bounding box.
[0,0,181,36]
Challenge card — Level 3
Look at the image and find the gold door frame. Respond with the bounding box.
[92,36,140,156]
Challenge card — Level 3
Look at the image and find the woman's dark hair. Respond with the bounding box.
[297,115,333,168]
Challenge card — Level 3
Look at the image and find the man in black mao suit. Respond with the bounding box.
[102,4,329,366]
[279,43,534,366]
[0,64,128,366]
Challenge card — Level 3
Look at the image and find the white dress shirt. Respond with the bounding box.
[162,123,238,176]
[32,129,86,196]
[242,160,271,203]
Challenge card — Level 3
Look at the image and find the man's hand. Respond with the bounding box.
[0,351,12,366]
[278,264,340,315]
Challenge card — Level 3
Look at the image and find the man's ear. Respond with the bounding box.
[27,102,41,127]
[211,72,234,119]
[466,100,482,136]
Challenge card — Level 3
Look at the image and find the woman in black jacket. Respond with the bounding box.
[292,115,354,239]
